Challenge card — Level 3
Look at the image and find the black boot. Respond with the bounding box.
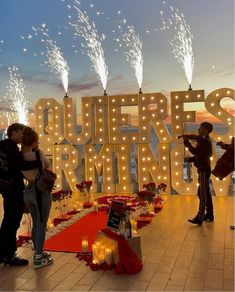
[188,216,203,225]
[203,214,214,222]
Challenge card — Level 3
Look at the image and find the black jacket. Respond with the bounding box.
[184,135,213,172]
[0,139,39,191]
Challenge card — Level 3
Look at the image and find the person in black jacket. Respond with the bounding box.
[0,123,39,266]
[182,122,214,225]
[212,137,234,180]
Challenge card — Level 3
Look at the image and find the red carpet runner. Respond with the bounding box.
[44,211,107,253]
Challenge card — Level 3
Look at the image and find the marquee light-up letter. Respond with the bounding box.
[138,93,171,143]
[64,96,92,144]
[205,88,234,142]
[35,98,64,145]
[114,144,133,193]
[171,90,204,141]
[108,94,139,144]
[205,88,235,195]
[138,143,171,192]
[53,144,79,192]
[92,96,109,144]
[85,144,115,193]
[170,90,204,195]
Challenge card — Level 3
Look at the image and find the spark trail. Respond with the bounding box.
[21,24,69,95]
[122,25,143,93]
[114,13,143,93]
[5,66,30,125]
[160,3,194,89]
[38,24,69,94]
[69,0,108,94]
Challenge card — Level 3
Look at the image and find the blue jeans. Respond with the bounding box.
[24,183,52,255]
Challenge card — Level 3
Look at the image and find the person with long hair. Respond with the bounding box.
[21,126,53,268]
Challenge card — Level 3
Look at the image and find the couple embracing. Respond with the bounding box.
[0,123,54,268]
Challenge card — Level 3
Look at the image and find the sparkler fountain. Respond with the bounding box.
[22,23,69,97]
[46,39,69,97]
[116,22,144,94]
[167,7,194,90]
[5,66,30,125]
[39,24,70,97]
[171,12,194,90]
[69,0,108,96]
[113,10,144,93]
[120,25,144,94]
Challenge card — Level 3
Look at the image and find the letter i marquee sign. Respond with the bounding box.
[35,88,234,196]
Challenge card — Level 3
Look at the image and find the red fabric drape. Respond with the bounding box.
[101,228,143,274]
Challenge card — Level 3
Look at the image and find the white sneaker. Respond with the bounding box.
[33,253,53,269]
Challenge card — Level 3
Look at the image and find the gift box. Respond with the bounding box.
[127,236,142,260]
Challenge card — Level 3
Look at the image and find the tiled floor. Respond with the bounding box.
[0,194,234,291]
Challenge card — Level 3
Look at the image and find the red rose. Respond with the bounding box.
[147,182,156,188]
[84,180,92,191]
[158,183,167,192]
[76,183,84,192]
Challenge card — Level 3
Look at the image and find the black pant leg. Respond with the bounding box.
[205,173,213,216]
[0,190,24,259]
[197,171,207,221]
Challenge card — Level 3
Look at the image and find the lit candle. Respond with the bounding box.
[92,243,98,264]
[131,220,138,235]
[105,248,113,265]
[97,247,105,264]
[81,236,88,253]
[93,201,98,212]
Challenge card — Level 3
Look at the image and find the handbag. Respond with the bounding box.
[35,150,57,193]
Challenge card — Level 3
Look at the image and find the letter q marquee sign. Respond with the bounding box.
[35,88,234,196]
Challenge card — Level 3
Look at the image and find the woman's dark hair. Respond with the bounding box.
[22,127,39,146]
[7,123,25,138]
